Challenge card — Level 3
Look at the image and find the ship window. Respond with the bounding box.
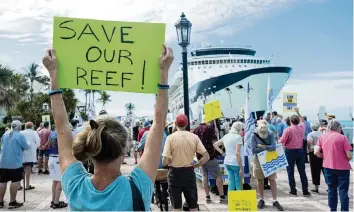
[213,60,216,64]
[202,61,205,65]
[247,59,250,63]
[268,60,270,64]
[227,59,231,63]
[209,60,212,64]
[220,60,224,64]
[241,59,244,63]
[198,61,201,65]
[206,61,209,64]
[260,60,263,64]
[263,60,266,63]
[234,59,237,63]
[256,60,259,64]
[216,60,219,64]
[237,59,240,63]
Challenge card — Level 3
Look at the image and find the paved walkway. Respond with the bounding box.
[0,156,352,211]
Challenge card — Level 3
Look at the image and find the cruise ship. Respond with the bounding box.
[167,45,292,122]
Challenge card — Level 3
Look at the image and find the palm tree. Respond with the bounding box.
[0,64,29,111]
[25,62,49,99]
[97,91,111,110]
[125,102,136,116]
[82,89,92,114]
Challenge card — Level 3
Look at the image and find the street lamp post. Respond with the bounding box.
[175,12,192,130]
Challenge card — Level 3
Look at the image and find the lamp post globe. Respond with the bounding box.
[175,12,192,130]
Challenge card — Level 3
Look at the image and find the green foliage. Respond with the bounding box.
[97,91,111,110]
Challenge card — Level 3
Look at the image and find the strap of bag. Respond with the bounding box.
[128,176,145,211]
[253,132,270,146]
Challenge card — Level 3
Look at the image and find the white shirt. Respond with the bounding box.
[21,129,40,163]
[222,133,244,166]
[223,122,230,134]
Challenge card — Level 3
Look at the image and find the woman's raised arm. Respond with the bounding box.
[42,49,77,173]
[138,46,173,182]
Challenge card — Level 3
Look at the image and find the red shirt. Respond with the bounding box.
[279,121,305,149]
[138,127,150,142]
[38,128,51,150]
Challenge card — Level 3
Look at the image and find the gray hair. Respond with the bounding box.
[230,121,243,135]
[310,122,319,131]
[10,120,22,136]
[327,120,342,132]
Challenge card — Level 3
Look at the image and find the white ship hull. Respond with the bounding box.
[168,66,291,122]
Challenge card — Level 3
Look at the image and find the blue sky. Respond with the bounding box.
[0,0,352,120]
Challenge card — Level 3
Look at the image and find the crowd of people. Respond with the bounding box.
[0,46,351,211]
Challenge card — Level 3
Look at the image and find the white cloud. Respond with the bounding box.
[0,0,300,44]
[273,70,353,120]
[0,33,34,39]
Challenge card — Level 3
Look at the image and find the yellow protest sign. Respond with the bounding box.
[42,115,51,129]
[53,16,165,94]
[228,190,257,211]
[282,92,298,112]
[204,100,223,123]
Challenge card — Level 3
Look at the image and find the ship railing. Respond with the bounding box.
[191,44,252,51]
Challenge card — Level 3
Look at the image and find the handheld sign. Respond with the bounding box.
[257,143,288,177]
[42,115,51,129]
[53,16,165,94]
[204,100,223,123]
[282,92,297,112]
[228,190,257,211]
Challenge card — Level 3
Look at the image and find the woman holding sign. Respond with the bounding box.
[42,46,173,211]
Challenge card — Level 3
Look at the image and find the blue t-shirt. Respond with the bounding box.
[137,132,167,169]
[0,131,30,169]
[62,161,153,211]
[48,131,59,155]
[268,124,276,133]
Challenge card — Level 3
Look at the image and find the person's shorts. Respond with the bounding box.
[168,167,198,210]
[253,156,277,180]
[23,162,34,168]
[0,167,23,183]
[201,159,222,178]
[39,149,49,157]
[48,156,61,182]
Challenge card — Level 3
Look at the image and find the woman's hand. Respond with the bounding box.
[258,144,265,150]
[42,49,59,90]
[159,45,174,85]
[239,169,243,177]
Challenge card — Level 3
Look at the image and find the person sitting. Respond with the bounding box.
[42,46,173,210]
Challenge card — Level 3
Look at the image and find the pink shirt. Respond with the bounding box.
[279,121,305,149]
[38,128,51,150]
[318,130,352,170]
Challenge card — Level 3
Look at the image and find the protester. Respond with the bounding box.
[0,120,30,208]
[279,108,311,197]
[132,122,140,164]
[276,117,286,139]
[37,123,43,132]
[162,114,209,210]
[48,126,67,209]
[302,116,312,163]
[222,118,231,135]
[315,120,353,211]
[42,46,173,210]
[251,120,284,211]
[306,122,323,193]
[71,120,79,139]
[194,122,226,203]
[138,122,169,205]
[213,122,244,191]
[21,122,40,190]
[319,120,328,133]
[38,121,51,174]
